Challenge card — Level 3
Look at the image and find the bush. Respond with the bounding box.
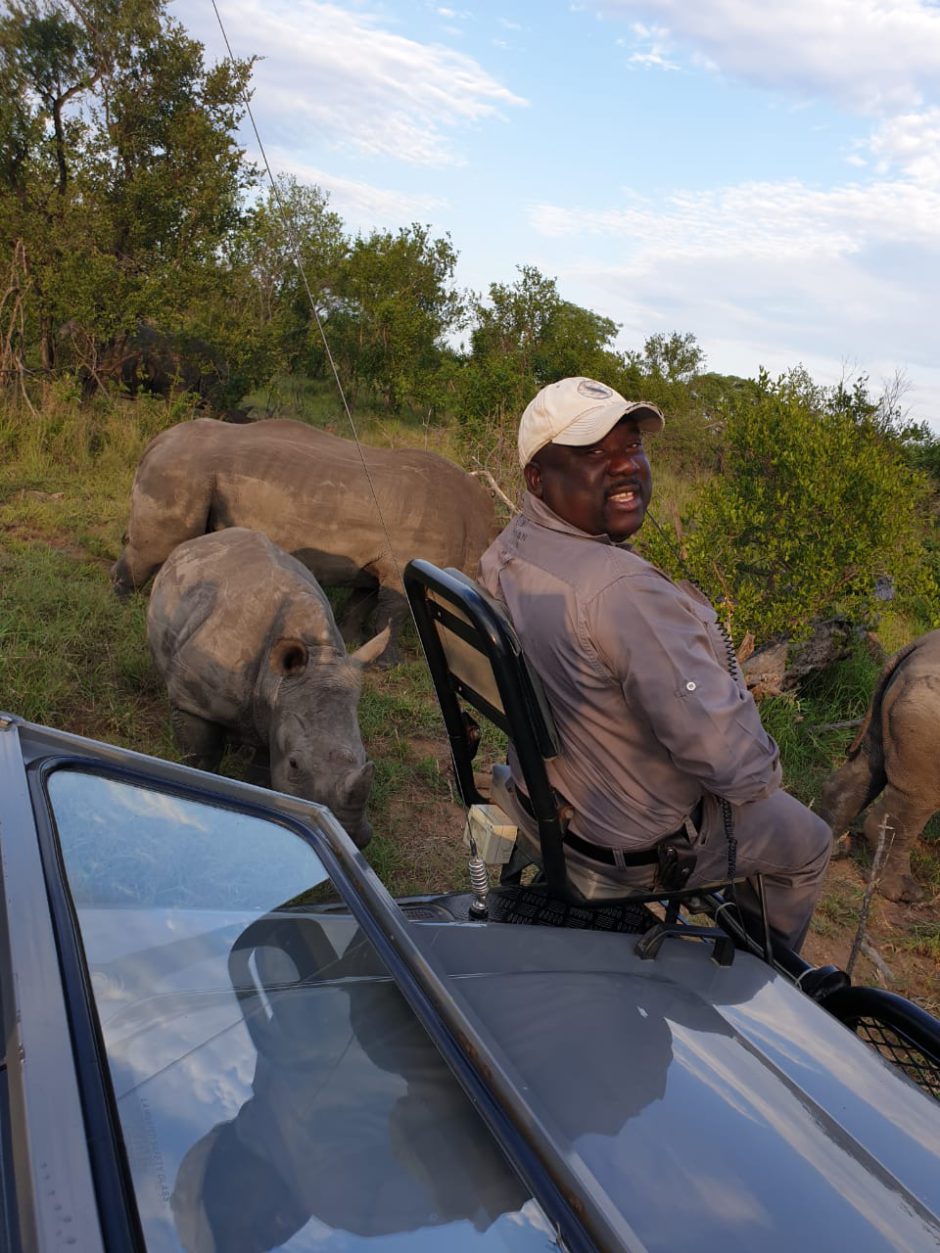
[642,369,940,646]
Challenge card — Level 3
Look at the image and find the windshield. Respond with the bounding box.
[47,769,547,1251]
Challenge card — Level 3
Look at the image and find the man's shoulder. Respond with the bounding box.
[485,517,665,596]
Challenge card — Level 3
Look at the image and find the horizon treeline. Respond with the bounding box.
[3,0,940,647]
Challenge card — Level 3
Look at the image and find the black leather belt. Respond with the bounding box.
[514,788,702,868]
[564,829,660,866]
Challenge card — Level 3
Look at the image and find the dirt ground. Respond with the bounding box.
[802,855,939,1015]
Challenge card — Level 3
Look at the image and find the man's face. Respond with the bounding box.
[524,416,652,541]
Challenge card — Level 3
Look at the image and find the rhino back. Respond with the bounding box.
[151,418,494,570]
[148,528,342,731]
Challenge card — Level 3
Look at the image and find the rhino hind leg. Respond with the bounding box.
[371,584,410,668]
[861,786,927,903]
[339,585,379,648]
[817,744,881,837]
[171,707,227,774]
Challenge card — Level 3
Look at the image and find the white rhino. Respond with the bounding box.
[818,628,940,902]
[113,417,497,665]
[147,528,388,847]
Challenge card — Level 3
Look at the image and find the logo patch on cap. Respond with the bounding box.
[577,380,612,399]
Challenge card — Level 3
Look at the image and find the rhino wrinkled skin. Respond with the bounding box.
[818,628,940,902]
[113,417,497,664]
[147,528,388,847]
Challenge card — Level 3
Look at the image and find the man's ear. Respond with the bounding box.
[524,460,543,496]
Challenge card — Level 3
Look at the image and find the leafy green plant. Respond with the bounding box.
[645,368,940,647]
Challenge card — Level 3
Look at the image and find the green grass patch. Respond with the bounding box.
[901,919,940,962]
[811,883,865,938]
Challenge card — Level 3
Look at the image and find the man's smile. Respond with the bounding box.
[607,482,641,503]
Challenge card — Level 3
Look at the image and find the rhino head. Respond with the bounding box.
[265,627,390,848]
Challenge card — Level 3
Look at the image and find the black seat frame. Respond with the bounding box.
[404,555,736,954]
[404,558,573,898]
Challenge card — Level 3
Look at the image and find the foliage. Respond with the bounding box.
[632,330,706,384]
[641,368,940,646]
[454,264,624,484]
[325,223,463,414]
[235,175,349,382]
[0,0,255,388]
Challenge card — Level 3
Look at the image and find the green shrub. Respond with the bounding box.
[643,369,940,646]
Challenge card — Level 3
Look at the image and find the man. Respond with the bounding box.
[479,376,831,951]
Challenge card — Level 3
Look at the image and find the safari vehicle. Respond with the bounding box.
[2,562,940,1253]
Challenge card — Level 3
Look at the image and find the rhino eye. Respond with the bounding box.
[282,647,305,674]
[288,756,299,771]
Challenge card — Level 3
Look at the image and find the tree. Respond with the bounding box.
[456,265,623,454]
[639,330,705,384]
[0,0,255,388]
[233,175,348,382]
[326,223,462,413]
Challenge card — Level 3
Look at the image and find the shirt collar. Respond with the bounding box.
[521,491,622,546]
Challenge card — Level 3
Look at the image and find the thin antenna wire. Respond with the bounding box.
[210,0,402,576]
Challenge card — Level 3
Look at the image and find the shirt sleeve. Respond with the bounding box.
[589,570,782,803]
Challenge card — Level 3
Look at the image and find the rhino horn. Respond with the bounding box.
[350,626,392,669]
[269,637,309,677]
[342,761,375,806]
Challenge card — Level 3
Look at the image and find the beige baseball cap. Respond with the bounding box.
[517,377,665,467]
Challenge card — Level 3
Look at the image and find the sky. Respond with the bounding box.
[176,0,940,428]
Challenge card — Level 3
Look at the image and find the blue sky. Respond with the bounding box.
[178,1,940,428]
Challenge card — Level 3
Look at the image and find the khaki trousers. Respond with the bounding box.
[492,771,831,953]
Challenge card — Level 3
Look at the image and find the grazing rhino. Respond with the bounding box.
[147,528,388,848]
[113,417,497,665]
[818,628,940,902]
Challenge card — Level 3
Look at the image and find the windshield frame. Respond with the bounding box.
[23,734,601,1250]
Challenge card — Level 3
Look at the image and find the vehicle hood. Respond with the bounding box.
[419,921,940,1253]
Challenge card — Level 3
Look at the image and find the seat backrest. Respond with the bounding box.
[403,559,573,896]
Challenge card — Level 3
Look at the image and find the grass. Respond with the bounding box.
[812,883,866,938]
[242,373,462,459]
[902,919,940,962]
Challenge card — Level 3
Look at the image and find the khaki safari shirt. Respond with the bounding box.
[478,493,782,850]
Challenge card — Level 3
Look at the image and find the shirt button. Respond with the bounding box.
[685,681,697,691]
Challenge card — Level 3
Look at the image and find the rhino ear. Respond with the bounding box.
[350,625,391,669]
[269,637,309,677]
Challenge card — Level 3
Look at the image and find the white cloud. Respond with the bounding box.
[628,49,680,71]
[592,0,940,114]
[264,153,447,226]
[531,174,940,421]
[868,108,940,184]
[531,178,940,262]
[624,21,679,70]
[185,0,526,166]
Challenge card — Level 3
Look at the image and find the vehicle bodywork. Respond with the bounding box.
[1,712,939,1252]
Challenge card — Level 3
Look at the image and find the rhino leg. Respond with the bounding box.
[171,707,226,774]
[371,586,409,668]
[861,786,926,903]
[339,585,378,647]
[818,744,879,836]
